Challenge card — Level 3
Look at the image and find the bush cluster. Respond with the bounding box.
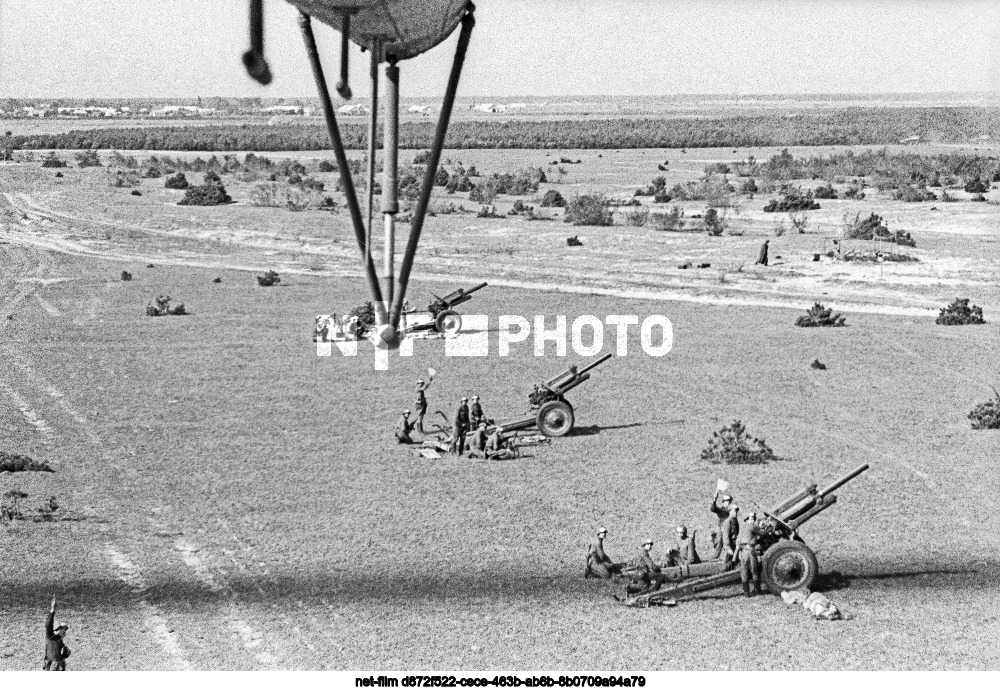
[936,298,985,326]
[700,420,776,465]
[564,195,614,226]
[146,295,187,317]
[178,172,231,206]
[796,302,846,327]
[257,270,281,287]
[969,389,1000,429]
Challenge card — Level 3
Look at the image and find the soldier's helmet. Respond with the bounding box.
[676,525,687,536]
[403,409,410,416]
[597,527,607,536]
[729,505,739,515]
[495,426,504,433]
[55,623,68,633]
[747,512,757,521]
[721,494,733,503]
[461,396,468,402]
[473,395,479,400]
[479,421,487,428]
[416,379,424,385]
[642,539,653,547]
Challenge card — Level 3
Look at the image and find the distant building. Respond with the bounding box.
[337,104,368,115]
[260,105,303,115]
[899,135,924,145]
[472,103,496,113]
[407,105,434,114]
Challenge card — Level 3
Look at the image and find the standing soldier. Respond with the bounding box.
[43,598,70,671]
[470,395,485,428]
[710,489,734,558]
[675,525,701,567]
[414,375,433,433]
[585,527,621,579]
[395,410,416,444]
[629,539,666,596]
[737,511,764,597]
[721,505,740,571]
[449,397,470,455]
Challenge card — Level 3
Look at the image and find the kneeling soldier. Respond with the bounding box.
[586,527,621,579]
[395,410,416,444]
[629,539,666,596]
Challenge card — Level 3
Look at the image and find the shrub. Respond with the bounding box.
[349,302,376,337]
[796,302,846,327]
[649,206,685,232]
[318,159,335,172]
[703,208,726,236]
[964,176,989,194]
[434,166,449,187]
[412,150,431,165]
[145,294,187,316]
[565,194,614,226]
[810,359,827,370]
[257,270,281,287]
[789,212,809,233]
[476,205,503,219]
[623,207,649,227]
[669,175,735,207]
[891,185,936,202]
[40,151,67,168]
[75,149,102,167]
[700,420,776,465]
[179,180,231,206]
[130,190,142,196]
[469,179,499,204]
[840,249,917,263]
[842,182,865,199]
[109,169,140,188]
[120,271,133,282]
[143,165,162,178]
[813,182,838,199]
[763,189,820,212]
[739,178,758,195]
[0,452,54,473]
[936,298,985,326]
[969,388,1000,429]
[540,189,566,208]
[165,172,189,189]
[972,193,987,202]
[843,212,915,246]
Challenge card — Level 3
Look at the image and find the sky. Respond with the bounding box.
[3,0,1000,98]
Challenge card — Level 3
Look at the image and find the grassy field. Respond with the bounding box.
[1,146,999,670]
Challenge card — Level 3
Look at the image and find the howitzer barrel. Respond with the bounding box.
[576,352,612,376]
[819,463,869,498]
[782,464,869,523]
[443,282,487,302]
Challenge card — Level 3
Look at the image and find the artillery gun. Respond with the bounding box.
[403,282,488,335]
[621,464,869,607]
[499,353,612,437]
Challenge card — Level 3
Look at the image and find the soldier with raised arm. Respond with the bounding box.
[43,598,71,671]
[414,374,433,433]
[710,488,734,558]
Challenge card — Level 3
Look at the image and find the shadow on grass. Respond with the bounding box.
[568,423,643,437]
[0,563,994,611]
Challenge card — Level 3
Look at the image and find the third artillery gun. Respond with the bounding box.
[621,463,870,607]
[499,352,613,437]
[403,282,488,335]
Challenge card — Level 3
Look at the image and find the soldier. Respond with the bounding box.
[629,539,666,595]
[449,397,470,455]
[721,505,740,571]
[710,490,734,558]
[470,395,485,428]
[395,410,416,444]
[755,239,770,266]
[528,384,542,409]
[43,598,70,671]
[586,527,621,579]
[675,525,701,566]
[414,376,433,433]
[466,422,488,458]
[737,511,764,597]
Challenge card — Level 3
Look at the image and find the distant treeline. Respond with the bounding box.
[8,108,1000,151]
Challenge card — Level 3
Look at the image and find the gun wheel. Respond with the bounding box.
[536,400,574,437]
[435,309,462,335]
[761,540,819,593]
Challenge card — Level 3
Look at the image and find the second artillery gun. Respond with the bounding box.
[499,352,613,437]
[621,463,870,607]
[403,282,488,336]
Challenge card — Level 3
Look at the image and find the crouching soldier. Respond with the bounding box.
[585,527,622,579]
[738,511,765,597]
[466,422,488,458]
[43,598,70,671]
[395,410,416,444]
[628,539,666,596]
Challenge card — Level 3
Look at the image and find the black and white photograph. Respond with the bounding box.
[1,0,999,674]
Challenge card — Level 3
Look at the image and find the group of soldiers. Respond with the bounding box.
[394,375,513,459]
[586,487,767,598]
